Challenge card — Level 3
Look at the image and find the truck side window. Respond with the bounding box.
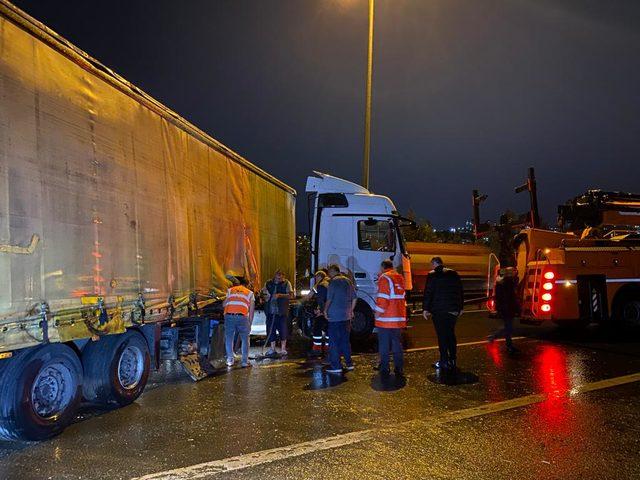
[357,220,395,252]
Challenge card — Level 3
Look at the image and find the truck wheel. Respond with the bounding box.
[82,330,150,406]
[351,301,374,342]
[296,304,315,339]
[620,300,640,327]
[0,344,83,441]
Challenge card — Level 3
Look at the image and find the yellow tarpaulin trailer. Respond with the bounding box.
[0,0,295,351]
[0,1,295,440]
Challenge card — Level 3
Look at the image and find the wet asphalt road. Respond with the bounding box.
[2,312,640,480]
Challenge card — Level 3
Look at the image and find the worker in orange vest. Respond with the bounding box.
[223,276,255,368]
[374,259,406,376]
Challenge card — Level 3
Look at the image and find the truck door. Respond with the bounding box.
[353,218,397,298]
[577,274,609,323]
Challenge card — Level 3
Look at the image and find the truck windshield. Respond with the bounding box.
[357,219,396,252]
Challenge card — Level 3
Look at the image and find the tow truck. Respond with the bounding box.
[475,168,640,328]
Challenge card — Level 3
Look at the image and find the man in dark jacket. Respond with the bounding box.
[489,267,520,354]
[422,257,464,370]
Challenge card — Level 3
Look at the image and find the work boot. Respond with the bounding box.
[432,360,445,369]
[507,344,519,355]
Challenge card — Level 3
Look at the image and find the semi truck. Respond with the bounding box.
[303,172,413,341]
[0,1,415,440]
[475,168,640,328]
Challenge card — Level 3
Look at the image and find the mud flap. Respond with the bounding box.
[178,353,217,381]
[577,274,608,323]
[178,320,226,381]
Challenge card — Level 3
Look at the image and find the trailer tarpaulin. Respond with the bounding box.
[0,1,295,351]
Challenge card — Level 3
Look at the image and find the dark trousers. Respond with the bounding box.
[378,328,403,373]
[266,313,288,343]
[311,315,329,351]
[493,317,514,347]
[432,312,457,363]
[327,321,352,370]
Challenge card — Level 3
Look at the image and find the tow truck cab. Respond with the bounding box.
[305,172,412,340]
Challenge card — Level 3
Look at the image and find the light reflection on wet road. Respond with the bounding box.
[2,312,640,480]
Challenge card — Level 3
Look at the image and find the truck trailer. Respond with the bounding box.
[0,0,296,441]
[0,1,421,442]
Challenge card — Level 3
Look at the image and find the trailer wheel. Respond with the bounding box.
[82,330,150,406]
[0,344,83,441]
[351,301,374,342]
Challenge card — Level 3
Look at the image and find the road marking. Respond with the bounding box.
[133,370,640,480]
[259,337,528,369]
[133,430,375,480]
[404,336,527,353]
[569,372,640,395]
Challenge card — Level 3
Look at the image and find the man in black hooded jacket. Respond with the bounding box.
[422,257,464,370]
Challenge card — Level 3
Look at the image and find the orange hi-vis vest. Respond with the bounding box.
[224,285,254,316]
[374,269,406,328]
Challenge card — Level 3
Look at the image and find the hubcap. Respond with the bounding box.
[118,345,144,390]
[31,363,74,419]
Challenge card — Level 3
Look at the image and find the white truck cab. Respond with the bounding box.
[305,171,412,340]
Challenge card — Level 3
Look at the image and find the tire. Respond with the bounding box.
[82,330,150,406]
[619,299,640,328]
[296,303,315,339]
[350,301,374,342]
[0,344,83,441]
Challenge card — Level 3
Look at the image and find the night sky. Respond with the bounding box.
[11,0,640,231]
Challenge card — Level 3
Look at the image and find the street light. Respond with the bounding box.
[362,0,374,190]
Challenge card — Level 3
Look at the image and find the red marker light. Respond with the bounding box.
[541,304,551,312]
[543,282,553,291]
[542,293,552,302]
[544,271,555,280]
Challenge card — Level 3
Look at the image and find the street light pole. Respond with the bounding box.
[362,0,374,190]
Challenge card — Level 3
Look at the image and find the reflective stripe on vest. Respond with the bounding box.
[224,286,253,316]
[375,270,406,329]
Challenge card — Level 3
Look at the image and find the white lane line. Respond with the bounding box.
[133,429,374,480]
[569,372,640,395]
[132,370,640,480]
[404,336,527,353]
[260,337,528,369]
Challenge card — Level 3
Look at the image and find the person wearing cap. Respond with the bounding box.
[223,276,255,367]
[309,269,330,355]
[262,269,294,357]
[488,267,520,354]
[422,256,464,371]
